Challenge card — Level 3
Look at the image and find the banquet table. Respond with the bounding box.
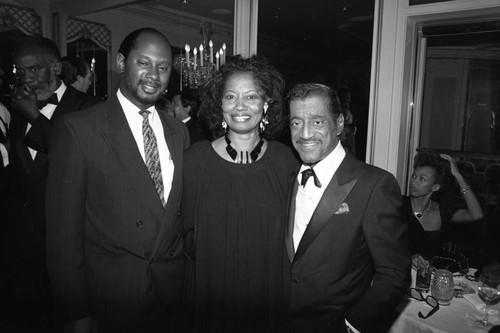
[390,270,500,333]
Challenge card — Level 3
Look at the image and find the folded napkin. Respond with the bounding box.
[464,294,499,315]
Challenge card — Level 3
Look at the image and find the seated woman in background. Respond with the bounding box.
[404,152,483,260]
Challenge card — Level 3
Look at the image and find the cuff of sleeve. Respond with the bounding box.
[345,319,361,333]
[0,143,8,166]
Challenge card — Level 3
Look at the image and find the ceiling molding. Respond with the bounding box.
[129,4,233,32]
[50,0,148,17]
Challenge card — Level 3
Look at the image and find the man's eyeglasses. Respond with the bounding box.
[409,288,440,319]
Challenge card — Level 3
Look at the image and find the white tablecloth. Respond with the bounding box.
[390,273,500,333]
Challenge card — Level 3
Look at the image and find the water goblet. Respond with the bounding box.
[475,272,500,329]
[431,269,454,305]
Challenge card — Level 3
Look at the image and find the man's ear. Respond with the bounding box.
[76,75,85,85]
[116,53,125,72]
[336,113,345,135]
[53,59,62,76]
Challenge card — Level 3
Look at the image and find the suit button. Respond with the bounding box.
[136,220,144,227]
[292,277,300,284]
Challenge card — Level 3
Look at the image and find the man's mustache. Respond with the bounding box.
[140,80,160,88]
[296,138,320,144]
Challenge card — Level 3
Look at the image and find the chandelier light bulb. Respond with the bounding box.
[174,24,227,90]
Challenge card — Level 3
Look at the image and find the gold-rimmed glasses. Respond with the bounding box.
[409,288,440,319]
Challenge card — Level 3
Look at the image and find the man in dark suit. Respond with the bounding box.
[3,35,98,327]
[171,89,207,143]
[46,28,189,333]
[286,83,411,333]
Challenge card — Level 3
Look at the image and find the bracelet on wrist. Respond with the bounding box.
[460,185,471,194]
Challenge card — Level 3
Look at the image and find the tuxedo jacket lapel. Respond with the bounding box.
[101,97,165,220]
[293,157,358,260]
[286,181,299,262]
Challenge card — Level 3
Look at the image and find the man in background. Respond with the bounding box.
[4,35,98,329]
[286,83,410,333]
[46,28,189,333]
[171,89,207,143]
[60,55,93,94]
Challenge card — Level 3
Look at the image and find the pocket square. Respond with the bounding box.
[334,202,349,215]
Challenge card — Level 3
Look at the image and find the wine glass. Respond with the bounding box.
[475,272,500,329]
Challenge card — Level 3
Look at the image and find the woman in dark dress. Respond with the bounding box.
[405,152,483,261]
[182,55,299,332]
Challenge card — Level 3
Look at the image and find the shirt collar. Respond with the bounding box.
[54,82,67,102]
[298,142,346,187]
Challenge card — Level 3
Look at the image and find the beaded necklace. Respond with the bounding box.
[224,134,264,164]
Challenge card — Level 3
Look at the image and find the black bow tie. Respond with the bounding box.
[300,168,322,188]
[37,93,59,110]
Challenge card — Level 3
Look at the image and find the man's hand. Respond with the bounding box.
[412,254,428,270]
[11,83,40,124]
[63,317,98,333]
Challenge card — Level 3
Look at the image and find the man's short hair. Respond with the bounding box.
[60,56,90,85]
[12,35,61,63]
[173,89,199,117]
[118,28,170,60]
[287,83,342,120]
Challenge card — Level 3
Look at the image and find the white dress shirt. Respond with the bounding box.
[117,89,174,204]
[293,142,360,333]
[26,82,67,159]
[293,141,346,252]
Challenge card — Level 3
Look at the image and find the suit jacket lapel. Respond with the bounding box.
[152,112,186,254]
[13,120,34,173]
[159,112,183,214]
[286,179,299,262]
[101,97,165,220]
[294,155,358,260]
[52,86,74,119]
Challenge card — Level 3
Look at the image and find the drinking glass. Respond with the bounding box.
[416,261,432,293]
[475,272,500,329]
[431,269,454,305]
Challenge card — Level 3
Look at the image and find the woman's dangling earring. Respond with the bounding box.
[259,116,269,133]
[222,120,228,132]
[259,103,269,133]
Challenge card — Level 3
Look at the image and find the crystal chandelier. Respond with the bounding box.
[173,21,227,90]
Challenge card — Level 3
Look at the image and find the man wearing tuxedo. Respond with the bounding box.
[4,35,98,327]
[46,28,189,333]
[286,83,411,333]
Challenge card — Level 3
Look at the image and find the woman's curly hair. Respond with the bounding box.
[414,152,449,188]
[198,54,286,140]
